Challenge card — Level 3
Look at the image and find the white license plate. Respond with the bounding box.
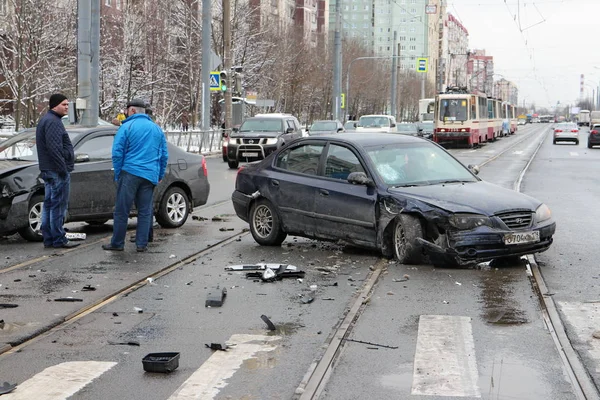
[504,231,540,245]
[242,152,258,157]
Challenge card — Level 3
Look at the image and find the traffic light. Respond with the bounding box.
[219,70,228,92]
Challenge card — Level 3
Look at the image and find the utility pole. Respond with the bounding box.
[332,0,342,120]
[223,0,232,130]
[390,31,398,119]
[77,0,99,127]
[201,0,211,130]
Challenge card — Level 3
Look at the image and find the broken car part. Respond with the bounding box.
[54,298,83,302]
[225,263,297,272]
[205,287,227,307]
[142,352,180,373]
[205,343,228,351]
[0,304,18,309]
[260,315,277,331]
[341,338,398,349]
[0,382,17,395]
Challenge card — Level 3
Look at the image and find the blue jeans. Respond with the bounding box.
[111,170,155,249]
[41,171,70,247]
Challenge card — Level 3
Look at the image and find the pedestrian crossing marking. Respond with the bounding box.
[168,334,280,399]
[569,152,579,156]
[558,302,600,370]
[2,361,116,399]
[412,315,481,397]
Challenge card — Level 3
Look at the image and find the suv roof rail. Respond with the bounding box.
[254,113,293,117]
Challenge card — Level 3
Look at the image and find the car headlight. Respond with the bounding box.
[535,203,551,222]
[265,138,279,145]
[449,213,492,230]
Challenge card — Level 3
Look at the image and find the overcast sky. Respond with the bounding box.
[448,0,600,109]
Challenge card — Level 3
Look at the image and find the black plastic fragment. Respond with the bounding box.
[108,340,140,346]
[81,285,96,291]
[246,271,306,280]
[261,314,276,331]
[54,298,83,302]
[205,342,228,351]
[205,287,227,307]
[0,381,17,395]
[0,304,18,309]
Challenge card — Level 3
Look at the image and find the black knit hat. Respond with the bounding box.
[49,93,68,110]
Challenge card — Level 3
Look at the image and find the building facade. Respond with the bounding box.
[467,49,493,96]
[493,78,518,105]
[439,12,468,91]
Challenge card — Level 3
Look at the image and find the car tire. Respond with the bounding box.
[228,158,239,169]
[588,142,593,149]
[393,214,423,264]
[85,219,109,226]
[19,194,44,242]
[553,139,557,144]
[575,140,579,145]
[249,198,287,246]
[155,186,190,228]
[223,153,228,162]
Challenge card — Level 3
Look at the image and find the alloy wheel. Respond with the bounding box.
[29,201,43,235]
[166,192,187,223]
[253,205,273,239]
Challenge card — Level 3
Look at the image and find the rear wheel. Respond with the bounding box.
[393,214,423,264]
[249,198,287,246]
[553,139,557,144]
[589,142,593,149]
[19,194,44,242]
[575,140,579,145]
[155,186,190,228]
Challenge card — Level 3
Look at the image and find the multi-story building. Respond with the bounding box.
[439,12,469,91]
[294,0,320,47]
[493,78,518,105]
[467,49,493,96]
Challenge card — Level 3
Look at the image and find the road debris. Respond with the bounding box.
[341,338,398,349]
[66,232,86,241]
[301,296,314,304]
[225,263,297,272]
[108,340,140,346]
[219,227,235,231]
[192,215,208,221]
[81,285,96,291]
[205,343,228,351]
[261,314,277,331]
[205,287,227,307]
[455,281,462,286]
[134,307,144,313]
[169,254,176,259]
[0,381,17,395]
[0,304,18,309]
[142,352,180,373]
[54,297,83,302]
[392,278,408,282]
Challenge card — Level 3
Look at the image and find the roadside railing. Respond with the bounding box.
[164,129,226,154]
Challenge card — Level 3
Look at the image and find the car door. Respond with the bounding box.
[313,143,378,245]
[68,133,117,219]
[267,142,325,236]
[280,118,297,144]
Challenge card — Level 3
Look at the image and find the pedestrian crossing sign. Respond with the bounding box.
[210,72,220,92]
[417,58,428,73]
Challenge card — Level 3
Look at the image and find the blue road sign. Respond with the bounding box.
[417,58,428,73]
[210,72,220,92]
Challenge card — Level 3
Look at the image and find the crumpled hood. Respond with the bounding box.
[388,180,542,215]
[0,159,38,178]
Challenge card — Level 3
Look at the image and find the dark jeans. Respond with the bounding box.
[41,171,70,247]
[111,170,155,249]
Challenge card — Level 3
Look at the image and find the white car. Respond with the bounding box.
[356,115,397,133]
[553,122,579,145]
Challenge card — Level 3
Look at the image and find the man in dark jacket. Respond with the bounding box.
[36,93,80,248]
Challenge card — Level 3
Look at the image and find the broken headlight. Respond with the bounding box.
[449,213,492,230]
[535,203,552,222]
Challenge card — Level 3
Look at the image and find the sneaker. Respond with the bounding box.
[136,247,148,253]
[54,241,80,249]
[102,244,124,251]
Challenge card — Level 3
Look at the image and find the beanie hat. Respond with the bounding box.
[49,93,68,110]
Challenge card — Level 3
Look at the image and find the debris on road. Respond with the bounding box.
[192,215,208,221]
[108,340,140,346]
[341,338,398,349]
[205,343,228,351]
[205,287,227,307]
[0,304,18,309]
[142,352,180,373]
[81,285,96,291]
[169,254,176,259]
[66,232,86,241]
[219,227,235,231]
[301,296,314,304]
[593,331,600,339]
[0,381,17,395]
[392,278,408,282]
[261,314,277,331]
[455,281,462,286]
[134,307,144,313]
[54,297,83,302]
[225,263,297,272]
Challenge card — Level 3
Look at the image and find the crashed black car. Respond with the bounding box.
[0,125,210,241]
[232,133,556,267]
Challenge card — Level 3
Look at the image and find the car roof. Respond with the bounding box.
[301,132,424,146]
[253,113,294,118]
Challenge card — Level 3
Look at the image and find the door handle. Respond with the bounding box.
[319,189,329,196]
[271,180,279,187]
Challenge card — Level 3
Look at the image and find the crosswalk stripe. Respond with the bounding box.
[2,361,116,399]
[411,315,481,397]
[569,152,579,156]
[168,334,280,399]
[557,302,600,368]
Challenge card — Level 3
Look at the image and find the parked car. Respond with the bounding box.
[307,120,344,136]
[226,113,303,169]
[417,121,434,139]
[553,122,579,145]
[395,122,420,136]
[0,125,210,241]
[355,115,397,133]
[589,124,600,148]
[344,120,357,131]
[232,133,555,267]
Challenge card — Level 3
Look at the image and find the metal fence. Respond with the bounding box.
[164,129,225,154]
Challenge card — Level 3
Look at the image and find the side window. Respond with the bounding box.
[75,135,114,161]
[275,144,324,175]
[286,119,295,131]
[324,144,365,180]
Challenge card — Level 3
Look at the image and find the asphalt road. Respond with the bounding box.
[0,124,596,399]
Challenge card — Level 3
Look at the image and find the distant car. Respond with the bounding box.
[395,123,419,136]
[226,113,303,169]
[355,115,397,133]
[588,124,600,148]
[307,120,344,136]
[232,133,555,267]
[344,121,357,131]
[417,121,434,139]
[553,122,579,145]
[0,125,210,241]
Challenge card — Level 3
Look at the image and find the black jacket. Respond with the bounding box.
[36,111,74,175]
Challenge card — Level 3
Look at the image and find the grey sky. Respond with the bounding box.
[449,0,600,109]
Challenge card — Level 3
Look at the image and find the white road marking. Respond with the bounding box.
[169,334,280,399]
[485,150,496,154]
[558,302,600,372]
[2,361,116,399]
[569,152,579,156]
[513,150,524,155]
[412,315,481,397]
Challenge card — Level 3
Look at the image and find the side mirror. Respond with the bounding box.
[337,128,343,132]
[75,153,90,163]
[467,164,480,175]
[232,127,239,133]
[286,127,294,133]
[348,171,375,187]
[353,123,357,128]
[390,123,396,128]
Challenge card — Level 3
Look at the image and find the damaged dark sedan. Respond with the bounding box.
[232,133,555,267]
[1,126,210,241]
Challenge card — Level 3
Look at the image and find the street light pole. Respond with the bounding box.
[332,0,342,120]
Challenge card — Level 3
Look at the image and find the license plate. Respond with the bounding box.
[504,231,540,245]
[242,152,258,157]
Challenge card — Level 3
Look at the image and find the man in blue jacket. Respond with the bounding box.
[102,99,168,252]
[36,93,80,249]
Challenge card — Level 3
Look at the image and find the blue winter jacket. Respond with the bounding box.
[112,113,168,185]
[36,110,74,175]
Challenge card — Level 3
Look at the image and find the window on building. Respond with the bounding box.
[399,36,405,40]
[105,0,111,6]
[410,45,415,51]
[352,5,357,10]
[400,45,406,50]
[410,37,415,41]
[0,0,6,13]
[344,5,349,10]
[410,27,415,33]
[116,0,121,9]
[364,5,369,10]
[410,0,416,3]
[400,8,405,13]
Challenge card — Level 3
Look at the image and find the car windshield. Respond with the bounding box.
[419,122,433,132]
[311,121,337,131]
[366,142,477,187]
[397,124,418,132]
[439,99,468,122]
[344,121,356,130]
[239,119,283,133]
[359,116,391,128]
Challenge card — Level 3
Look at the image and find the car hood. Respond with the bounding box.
[0,159,38,177]
[232,132,280,139]
[388,180,541,215]
[309,130,338,136]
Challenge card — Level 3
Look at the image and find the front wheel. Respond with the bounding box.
[249,198,287,246]
[155,186,190,228]
[588,142,593,149]
[228,158,239,169]
[19,194,44,242]
[393,214,423,264]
